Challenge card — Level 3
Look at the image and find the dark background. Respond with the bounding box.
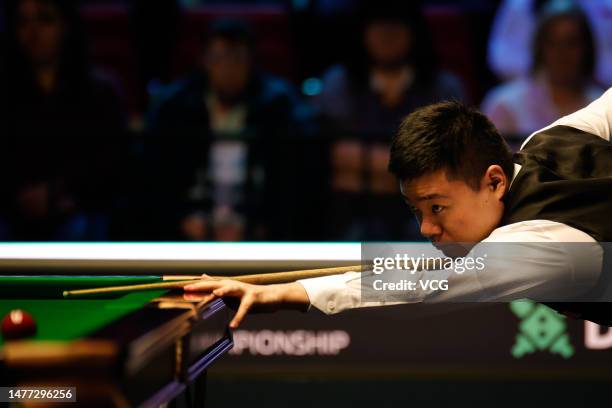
[2,2,612,407]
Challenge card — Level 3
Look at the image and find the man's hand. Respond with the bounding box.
[183,276,310,328]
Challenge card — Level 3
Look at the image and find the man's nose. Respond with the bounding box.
[420,217,442,240]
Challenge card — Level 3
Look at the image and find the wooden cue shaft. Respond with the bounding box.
[62,258,445,298]
[62,264,369,297]
[228,264,369,284]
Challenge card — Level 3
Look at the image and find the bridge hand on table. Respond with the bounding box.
[183,275,310,329]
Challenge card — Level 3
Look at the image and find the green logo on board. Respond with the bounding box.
[510,300,574,358]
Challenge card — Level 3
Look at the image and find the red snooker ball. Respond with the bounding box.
[1,309,37,340]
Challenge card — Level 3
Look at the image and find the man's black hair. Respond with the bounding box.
[4,0,91,95]
[388,101,514,190]
[205,19,255,52]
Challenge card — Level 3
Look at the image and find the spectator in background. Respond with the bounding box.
[147,20,310,241]
[481,1,604,138]
[316,1,465,135]
[0,0,128,241]
[314,0,465,240]
[130,0,180,106]
[488,0,612,87]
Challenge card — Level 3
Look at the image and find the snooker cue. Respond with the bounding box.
[62,264,368,298]
[62,257,446,298]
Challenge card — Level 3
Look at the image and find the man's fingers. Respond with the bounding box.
[230,295,254,329]
[183,293,203,301]
[183,292,216,303]
[183,280,224,291]
[212,284,243,298]
[183,279,257,328]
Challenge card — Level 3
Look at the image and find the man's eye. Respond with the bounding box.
[431,205,444,214]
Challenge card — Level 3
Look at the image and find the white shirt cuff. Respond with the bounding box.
[297,271,362,314]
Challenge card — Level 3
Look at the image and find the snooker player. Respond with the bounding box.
[184,87,612,328]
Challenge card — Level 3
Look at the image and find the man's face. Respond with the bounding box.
[364,20,412,68]
[203,38,251,104]
[400,167,507,253]
[16,0,64,66]
[542,16,586,86]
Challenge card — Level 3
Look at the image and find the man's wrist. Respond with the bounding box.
[271,282,310,311]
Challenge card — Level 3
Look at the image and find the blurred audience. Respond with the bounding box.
[4,0,598,242]
[316,2,465,135]
[314,1,465,240]
[488,0,612,87]
[482,1,604,137]
[146,20,311,241]
[130,0,180,106]
[0,0,128,241]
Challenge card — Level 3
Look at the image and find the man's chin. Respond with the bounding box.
[215,91,246,106]
[434,242,475,258]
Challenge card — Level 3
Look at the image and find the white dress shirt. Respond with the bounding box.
[298,87,612,315]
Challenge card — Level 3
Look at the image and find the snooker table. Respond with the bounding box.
[0,243,360,407]
[0,276,232,407]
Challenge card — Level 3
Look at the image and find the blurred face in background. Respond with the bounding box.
[364,20,413,69]
[540,15,587,86]
[204,38,252,105]
[16,0,64,67]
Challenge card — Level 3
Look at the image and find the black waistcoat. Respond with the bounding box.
[501,125,612,326]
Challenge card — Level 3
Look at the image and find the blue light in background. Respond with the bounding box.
[292,0,310,11]
[302,77,322,96]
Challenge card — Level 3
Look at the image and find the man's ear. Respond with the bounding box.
[483,165,508,199]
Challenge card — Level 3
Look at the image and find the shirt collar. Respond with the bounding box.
[508,163,522,191]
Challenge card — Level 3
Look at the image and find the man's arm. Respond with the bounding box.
[521,87,612,149]
[428,221,602,303]
[298,220,602,313]
[184,220,603,323]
